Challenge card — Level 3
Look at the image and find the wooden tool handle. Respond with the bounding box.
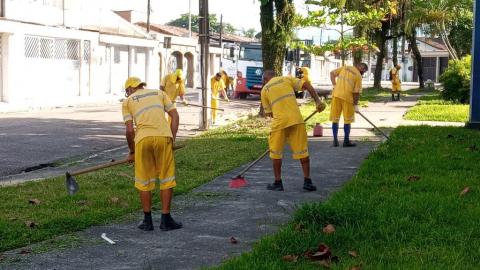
[70,144,185,176]
[184,103,225,111]
[71,159,129,176]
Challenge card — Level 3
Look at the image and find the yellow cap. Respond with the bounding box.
[175,69,183,80]
[124,77,144,90]
[300,67,311,83]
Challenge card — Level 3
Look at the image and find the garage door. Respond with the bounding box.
[24,35,80,101]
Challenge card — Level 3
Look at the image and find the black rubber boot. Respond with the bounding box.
[333,139,340,147]
[343,141,357,147]
[138,219,154,231]
[267,181,284,191]
[397,93,400,101]
[391,94,395,101]
[303,178,317,191]
[160,214,183,231]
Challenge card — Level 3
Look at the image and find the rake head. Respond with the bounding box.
[229,175,248,189]
[65,172,79,196]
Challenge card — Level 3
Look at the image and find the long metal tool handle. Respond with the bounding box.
[237,110,318,177]
[183,103,224,111]
[356,111,390,140]
[70,144,185,176]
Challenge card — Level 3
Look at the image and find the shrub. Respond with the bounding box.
[439,56,471,104]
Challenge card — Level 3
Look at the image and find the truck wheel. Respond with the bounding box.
[239,93,248,99]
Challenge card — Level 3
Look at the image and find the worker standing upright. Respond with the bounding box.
[161,69,188,124]
[261,70,325,192]
[329,63,368,147]
[390,65,402,101]
[122,77,182,232]
[211,72,229,125]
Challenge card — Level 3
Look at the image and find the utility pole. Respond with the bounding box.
[468,0,480,128]
[199,0,210,130]
[147,0,151,33]
[219,14,223,67]
[188,0,192,38]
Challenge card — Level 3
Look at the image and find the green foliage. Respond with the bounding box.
[241,28,257,38]
[296,0,388,56]
[448,10,473,57]
[167,13,236,34]
[404,91,469,122]
[439,56,471,104]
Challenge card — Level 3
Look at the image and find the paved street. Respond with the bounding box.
[0,90,260,178]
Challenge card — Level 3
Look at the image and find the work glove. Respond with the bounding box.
[183,100,189,106]
[316,100,327,113]
[354,105,360,112]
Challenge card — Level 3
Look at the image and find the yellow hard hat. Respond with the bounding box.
[124,77,144,90]
[175,69,183,80]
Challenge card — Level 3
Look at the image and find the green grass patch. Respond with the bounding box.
[0,116,270,253]
[215,126,480,269]
[404,91,469,122]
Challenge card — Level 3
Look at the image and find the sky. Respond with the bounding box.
[107,0,338,42]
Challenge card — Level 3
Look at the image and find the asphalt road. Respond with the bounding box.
[0,91,260,177]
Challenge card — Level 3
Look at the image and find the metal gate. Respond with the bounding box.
[24,35,80,101]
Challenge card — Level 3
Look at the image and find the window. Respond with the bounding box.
[239,46,262,61]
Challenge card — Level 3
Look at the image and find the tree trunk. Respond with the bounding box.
[392,37,398,66]
[353,25,365,65]
[373,22,389,88]
[408,31,424,88]
[260,0,294,76]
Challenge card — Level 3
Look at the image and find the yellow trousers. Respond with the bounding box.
[211,98,218,123]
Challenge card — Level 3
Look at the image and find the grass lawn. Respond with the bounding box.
[404,91,469,122]
[0,116,271,253]
[215,126,480,269]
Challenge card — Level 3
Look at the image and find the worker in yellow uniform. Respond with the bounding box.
[390,65,402,101]
[329,63,368,147]
[261,70,325,192]
[220,70,234,98]
[122,77,182,232]
[211,72,229,125]
[161,69,188,124]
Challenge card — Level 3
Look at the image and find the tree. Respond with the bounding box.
[242,28,257,38]
[167,13,236,34]
[260,0,296,75]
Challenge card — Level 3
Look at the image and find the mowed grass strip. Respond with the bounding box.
[0,116,269,252]
[404,91,469,122]
[215,126,480,269]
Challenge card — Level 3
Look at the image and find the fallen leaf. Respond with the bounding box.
[0,254,5,261]
[25,221,37,228]
[28,199,41,205]
[323,224,336,234]
[460,187,470,197]
[294,223,305,231]
[9,217,17,221]
[19,248,31,255]
[109,197,120,204]
[407,175,421,182]
[282,255,298,262]
[77,200,89,206]
[350,265,362,270]
[467,145,478,152]
[348,250,359,257]
[230,236,238,244]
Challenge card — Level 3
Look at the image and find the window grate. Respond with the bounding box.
[25,35,80,60]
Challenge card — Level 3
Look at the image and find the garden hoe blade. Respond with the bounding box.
[65,172,79,196]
